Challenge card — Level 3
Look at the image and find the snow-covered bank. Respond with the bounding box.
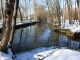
[0,20,38,28]
[44,49,80,60]
[13,47,80,60]
[0,48,13,60]
[60,20,80,33]
[14,46,55,60]
[0,46,80,60]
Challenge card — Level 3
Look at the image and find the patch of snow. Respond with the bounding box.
[0,43,13,60]
[60,20,80,33]
[14,46,80,60]
[14,46,55,60]
[0,52,13,60]
[0,48,13,60]
[64,26,80,33]
[44,49,80,60]
[34,49,58,60]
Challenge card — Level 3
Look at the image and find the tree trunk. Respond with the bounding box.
[34,0,37,20]
[46,0,53,22]
[1,0,5,37]
[18,7,23,22]
[9,0,19,46]
[77,0,80,25]
[0,0,15,52]
[66,0,72,25]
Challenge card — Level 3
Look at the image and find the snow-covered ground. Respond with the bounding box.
[0,46,80,60]
[0,48,13,60]
[60,20,80,33]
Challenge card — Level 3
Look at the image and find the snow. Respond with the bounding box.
[60,20,80,33]
[0,43,13,60]
[63,25,80,33]
[14,46,55,60]
[13,47,80,60]
[1,47,80,60]
[44,49,80,60]
[0,48,13,60]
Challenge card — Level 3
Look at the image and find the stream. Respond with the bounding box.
[12,22,80,54]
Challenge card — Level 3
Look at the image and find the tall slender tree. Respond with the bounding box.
[1,0,5,37]
[34,0,37,20]
[1,0,4,20]
[66,0,73,25]
[76,0,80,25]
[9,0,20,46]
[46,0,53,22]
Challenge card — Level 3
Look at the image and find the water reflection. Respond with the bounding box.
[12,22,80,53]
[58,35,80,49]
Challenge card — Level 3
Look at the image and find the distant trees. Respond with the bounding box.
[76,0,80,25]
[17,0,29,19]
[66,0,73,25]
[44,0,80,26]
[37,5,47,21]
[54,0,62,26]
[45,0,62,25]
[0,0,4,20]
[34,0,37,20]
[46,0,53,22]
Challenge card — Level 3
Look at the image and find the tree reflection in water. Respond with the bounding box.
[12,22,80,54]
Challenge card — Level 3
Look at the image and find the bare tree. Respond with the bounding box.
[66,0,73,25]
[46,0,53,22]
[9,0,20,46]
[0,0,15,52]
[34,0,37,20]
[37,5,47,21]
[24,0,28,20]
[29,0,32,21]
[76,0,80,25]
[18,7,23,22]
[54,0,62,26]
[1,0,5,37]
[1,0,4,20]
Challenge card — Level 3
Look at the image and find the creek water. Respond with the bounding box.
[12,22,80,54]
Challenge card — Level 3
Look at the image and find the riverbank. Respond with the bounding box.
[0,46,80,60]
[54,20,80,39]
[0,20,38,33]
[54,28,80,39]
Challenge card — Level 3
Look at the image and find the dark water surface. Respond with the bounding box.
[12,22,80,54]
